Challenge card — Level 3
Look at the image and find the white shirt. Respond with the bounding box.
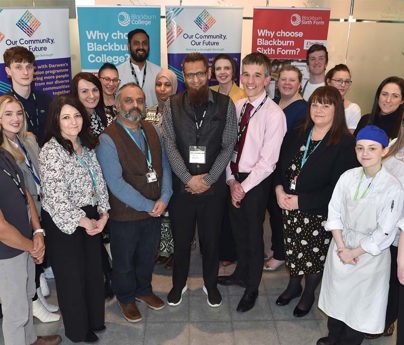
[345,102,361,130]
[302,81,325,101]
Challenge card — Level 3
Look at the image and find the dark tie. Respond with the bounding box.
[230,103,254,174]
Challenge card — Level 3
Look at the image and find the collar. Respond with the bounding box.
[249,90,267,108]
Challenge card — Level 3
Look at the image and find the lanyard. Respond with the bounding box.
[16,136,41,187]
[130,61,147,88]
[11,90,39,130]
[237,94,268,142]
[194,110,207,130]
[301,128,323,168]
[118,119,153,170]
[75,148,97,192]
[1,153,27,204]
[354,169,376,200]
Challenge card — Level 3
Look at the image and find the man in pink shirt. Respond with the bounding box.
[218,52,287,312]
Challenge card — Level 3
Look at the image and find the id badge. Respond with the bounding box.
[146,169,158,183]
[290,176,297,191]
[91,191,98,206]
[231,150,238,163]
[189,146,206,164]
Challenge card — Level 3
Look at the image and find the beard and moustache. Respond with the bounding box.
[187,82,209,106]
[121,106,146,123]
[130,47,149,63]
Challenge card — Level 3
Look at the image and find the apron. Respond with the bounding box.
[318,195,391,334]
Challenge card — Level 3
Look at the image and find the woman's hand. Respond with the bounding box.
[275,186,298,210]
[79,216,100,236]
[337,247,359,265]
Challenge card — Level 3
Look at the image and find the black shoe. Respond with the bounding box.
[293,305,312,317]
[316,337,336,345]
[167,286,187,306]
[92,325,106,333]
[236,291,258,312]
[202,286,222,307]
[217,275,246,288]
[275,287,302,306]
[84,330,99,343]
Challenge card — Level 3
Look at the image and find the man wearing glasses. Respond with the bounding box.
[162,53,237,308]
[302,44,328,101]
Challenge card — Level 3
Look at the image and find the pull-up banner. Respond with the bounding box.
[252,7,330,60]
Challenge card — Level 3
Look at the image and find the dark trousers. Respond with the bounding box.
[398,283,404,345]
[230,176,271,293]
[266,182,285,261]
[109,217,160,303]
[169,190,226,289]
[385,246,399,330]
[218,188,237,262]
[42,207,104,342]
[327,317,365,345]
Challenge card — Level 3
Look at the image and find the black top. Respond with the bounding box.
[0,149,32,259]
[274,127,359,216]
[354,109,402,140]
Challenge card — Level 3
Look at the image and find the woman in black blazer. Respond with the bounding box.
[273,86,358,317]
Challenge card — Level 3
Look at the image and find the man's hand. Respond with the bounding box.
[186,174,210,194]
[149,200,167,217]
[30,233,45,264]
[229,179,245,208]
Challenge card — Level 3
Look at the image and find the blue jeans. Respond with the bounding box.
[109,217,160,304]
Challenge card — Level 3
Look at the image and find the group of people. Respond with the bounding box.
[0,26,403,345]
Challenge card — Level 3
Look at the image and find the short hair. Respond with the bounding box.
[70,72,107,127]
[98,62,118,77]
[242,53,271,77]
[182,53,209,71]
[3,46,35,67]
[369,76,404,124]
[211,53,238,81]
[278,64,303,83]
[301,86,350,145]
[115,82,145,104]
[43,95,96,153]
[128,28,149,43]
[325,64,351,83]
[0,95,27,162]
[306,44,328,64]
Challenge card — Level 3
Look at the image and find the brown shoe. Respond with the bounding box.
[31,335,62,345]
[118,301,142,323]
[136,294,165,310]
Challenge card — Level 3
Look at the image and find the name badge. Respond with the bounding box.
[189,146,206,164]
[146,169,158,183]
[290,176,297,191]
[91,191,98,206]
[231,150,238,163]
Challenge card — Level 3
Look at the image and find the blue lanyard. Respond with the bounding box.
[16,136,41,187]
[301,128,323,168]
[118,119,153,170]
[75,148,97,192]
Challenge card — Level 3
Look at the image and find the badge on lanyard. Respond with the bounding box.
[90,190,99,206]
[189,146,206,164]
[290,176,298,191]
[146,169,158,183]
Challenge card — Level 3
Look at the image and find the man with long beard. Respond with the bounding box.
[117,29,161,108]
[162,53,237,308]
[96,83,172,322]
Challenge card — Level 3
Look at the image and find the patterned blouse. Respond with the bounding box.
[90,110,105,137]
[39,137,110,234]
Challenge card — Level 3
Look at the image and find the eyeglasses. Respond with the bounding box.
[184,71,207,80]
[331,79,352,86]
[100,77,121,84]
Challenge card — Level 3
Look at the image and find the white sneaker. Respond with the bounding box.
[33,299,60,323]
[43,266,55,279]
[39,273,50,297]
[37,288,59,313]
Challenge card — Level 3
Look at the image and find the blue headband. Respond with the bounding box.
[356,125,389,147]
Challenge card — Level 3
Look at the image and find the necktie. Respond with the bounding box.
[230,103,254,174]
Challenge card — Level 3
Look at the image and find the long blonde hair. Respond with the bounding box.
[0,95,28,162]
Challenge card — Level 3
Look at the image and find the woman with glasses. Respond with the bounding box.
[98,63,120,121]
[354,76,404,140]
[326,64,361,134]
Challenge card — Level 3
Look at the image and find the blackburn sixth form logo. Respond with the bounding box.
[194,10,216,33]
[16,10,41,37]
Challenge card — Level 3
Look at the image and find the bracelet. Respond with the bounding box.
[33,228,46,236]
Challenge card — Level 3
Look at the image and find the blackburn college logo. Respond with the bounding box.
[291,13,302,26]
[16,10,41,37]
[117,12,131,27]
[194,10,216,33]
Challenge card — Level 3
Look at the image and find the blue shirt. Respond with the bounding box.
[96,123,172,213]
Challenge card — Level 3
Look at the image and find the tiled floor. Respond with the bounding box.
[0,229,397,344]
